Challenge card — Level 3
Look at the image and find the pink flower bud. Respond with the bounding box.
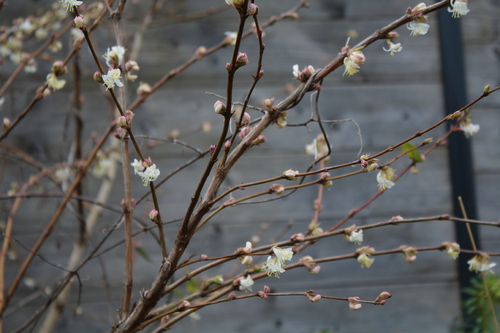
[386,31,400,39]
[247,4,258,16]
[195,46,207,59]
[258,291,268,299]
[3,118,10,131]
[74,15,85,29]
[126,60,139,72]
[252,135,267,146]
[309,294,321,303]
[264,97,275,109]
[236,112,251,126]
[93,71,103,84]
[235,52,249,68]
[149,209,159,221]
[227,292,237,300]
[238,126,251,140]
[290,233,305,241]
[349,51,365,65]
[177,300,190,310]
[200,254,208,260]
[214,100,226,114]
[283,169,299,181]
[258,70,264,78]
[375,291,392,303]
[137,82,152,96]
[309,265,321,274]
[270,183,285,195]
[224,140,232,151]
[117,116,128,128]
[209,145,216,154]
[263,285,271,293]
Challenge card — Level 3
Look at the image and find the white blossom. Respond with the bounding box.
[46,73,66,91]
[460,122,480,138]
[383,40,403,56]
[272,246,293,264]
[60,0,83,12]
[407,21,430,37]
[137,164,160,186]
[357,253,374,268]
[376,170,395,190]
[131,159,144,174]
[468,254,497,273]
[448,0,470,18]
[102,68,123,90]
[264,256,285,277]
[348,230,363,245]
[239,275,254,292]
[103,45,126,67]
[343,58,360,76]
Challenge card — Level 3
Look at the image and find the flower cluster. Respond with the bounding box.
[292,64,315,82]
[264,246,293,278]
[407,3,430,37]
[131,158,160,186]
[343,50,365,77]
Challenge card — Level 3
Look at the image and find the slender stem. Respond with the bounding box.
[0,124,115,317]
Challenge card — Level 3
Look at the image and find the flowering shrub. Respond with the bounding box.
[0,0,498,332]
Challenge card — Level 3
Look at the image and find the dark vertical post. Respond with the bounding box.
[436,4,480,332]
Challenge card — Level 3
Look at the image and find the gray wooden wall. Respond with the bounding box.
[1,0,500,332]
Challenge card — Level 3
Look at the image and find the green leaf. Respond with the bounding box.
[402,142,424,163]
[135,246,153,263]
[186,277,199,294]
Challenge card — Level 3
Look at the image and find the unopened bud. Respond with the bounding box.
[375,291,392,303]
[290,233,305,242]
[309,294,321,303]
[484,84,491,94]
[258,291,268,299]
[149,209,159,221]
[117,116,128,128]
[224,140,232,150]
[74,15,85,29]
[386,31,399,39]
[200,254,208,260]
[270,183,285,195]
[177,300,190,310]
[137,82,152,96]
[283,169,299,181]
[126,60,139,72]
[235,52,249,68]
[52,61,66,76]
[247,3,258,16]
[236,112,251,126]
[214,100,226,114]
[252,135,267,146]
[238,126,251,140]
[3,118,10,131]
[93,71,103,84]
